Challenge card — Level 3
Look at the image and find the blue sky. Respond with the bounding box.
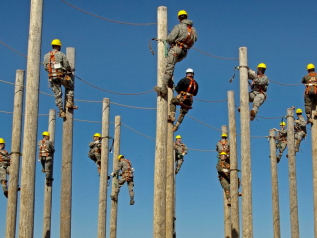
[0,0,317,237]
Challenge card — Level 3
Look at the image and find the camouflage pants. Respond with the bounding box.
[175,157,184,172]
[276,141,287,156]
[40,156,53,179]
[170,95,192,123]
[50,76,74,108]
[163,46,188,87]
[115,175,134,198]
[88,149,101,172]
[304,94,317,114]
[249,91,266,114]
[0,165,9,192]
[219,177,230,199]
[295,131,306,151]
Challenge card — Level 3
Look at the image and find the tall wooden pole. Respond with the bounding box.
[166,56,174,238]
[42,109,56,238]
[286,108,299,238]
[222,125,231,238]
[60,47,75,238]
[312,106,317,238]
[269,129,281,238]
[110,116,121,238]
[154,6,168,238]
[18,1,43,236]
[6,70,24,238]
[239,47,253,238]
[228,91,240,238]
[98,98,110,238]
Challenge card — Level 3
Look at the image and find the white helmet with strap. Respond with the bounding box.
[186,68,194,74]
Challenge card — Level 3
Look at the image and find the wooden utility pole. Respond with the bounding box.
[221,125,231,238]
[18,1,43,237]
[110,116,121,238]
[286,108,299,238]
[60,47,75,238]
[5,70,24,238]
[43,109,56,238]
[227,90,240,238]
[98,98,110,238]
[312,105,317,238]
[154,6,168,238]
[166,59,174,238]
[239,47,253,238]
[269,129,281,238]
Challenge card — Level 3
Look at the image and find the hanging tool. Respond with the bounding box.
[149,38,168,57]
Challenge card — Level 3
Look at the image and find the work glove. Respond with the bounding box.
[182,153,185,156]
[94,140,100,144]
[294,120,300,123]
[222,169,229,173]
[273,128,278,131]
[111,172,115,177]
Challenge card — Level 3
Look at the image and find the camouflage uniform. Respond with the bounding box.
[38,139,55,183]
[302,73,317,116]
[42,49,74,110]
[275,129,287,162]
[294,115,306,152]
[248,69,269,115]
[88,140,101,174]
[170,76,199,131]
[216,139,230,157]
[0,149,10,194]
[155,19,198,96]
[174,141,188,174]
[216,159,231,200]
[112,158,134,201]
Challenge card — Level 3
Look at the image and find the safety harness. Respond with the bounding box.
[176,25,194,49]
[305,72,317,95]
[121,158,133,182]
[252,74,268,98]
[39,140,50,157]
[178,77,196,109]
[218,162,230,180]
[219,140,229,153]
[0,150,9,163]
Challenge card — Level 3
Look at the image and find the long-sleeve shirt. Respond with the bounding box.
[89,140,101,153]
[166,19,198,46]
[216,139,230,154]
[276,129,287,143]
[42,49,72,72]
[38,139,55,157]
[295,116,306,132]
[0,149,10,166]
[216,160,230,179]
[302,72,317,94]
[248,69,269,93]
[175,77,199,95]
[114,158,133,175]
[174,142,188,158]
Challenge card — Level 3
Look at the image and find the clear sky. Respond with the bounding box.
[0,0,316,237]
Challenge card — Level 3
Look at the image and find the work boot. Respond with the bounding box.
[66,96,78,109]
[130,197,135,205]
[175,169,179,174]
[237,107,240,113]
[227,198,231,207]
[58,107,66,118]
[4,190,8,198]
[110,195,117,201]
[286,154,289,158]
[239,193,242,197]
[276,156,281,163]
[312,110,317,118]
[168,112,176,122]
[173,122,181,132]
[46,178,54,186]
[250,109,256,121]
[154,86,167,97]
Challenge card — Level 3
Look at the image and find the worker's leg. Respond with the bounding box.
[45,157,53,180]
[173,106,189,132]
[127,178,135,205]
[175,158,184,174]
[251,93,265,115]
[88,149,96,162]
[95,152,101,175]
[169,97,180,122]
[0,167,8,197]
[40,157,46,173]
[220,178,231,201]
[295,131,305,152]
[61,75,77,109]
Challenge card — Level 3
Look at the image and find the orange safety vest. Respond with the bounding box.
[305,72,317,95]
[121,158,133,181]
[0,150,9,162]
[39,140,49,157]
[177,25,194,49]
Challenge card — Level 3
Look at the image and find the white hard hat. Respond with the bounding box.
[186,68,194,74]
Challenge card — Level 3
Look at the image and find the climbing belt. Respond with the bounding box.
[149,38,167,57]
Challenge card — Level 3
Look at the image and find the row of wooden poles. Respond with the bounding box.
[4,1,317,237]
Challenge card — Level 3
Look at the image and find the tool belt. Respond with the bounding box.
[178,91,193,109]
[175,42,191,49]
[48,72,65,78]
[122,170,133,182]
[305,83,317,95]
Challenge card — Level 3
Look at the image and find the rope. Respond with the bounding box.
[269,79,302,86]
[0,40,27,58]
[60,0,156,26]
[192,46,239,61]
[75,75,154,95]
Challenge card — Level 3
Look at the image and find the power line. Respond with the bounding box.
[0,40,27,58]
[269,79,302,86]
[60,0,157,26]
[192,46,239,61]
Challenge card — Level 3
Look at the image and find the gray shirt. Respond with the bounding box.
[38,139,55,157]
[114,158,133,175]
[216,139,230,154]
[0,149,10,166]
[248,69,269,93]
[43,49,72,72]
[167,19,198,47]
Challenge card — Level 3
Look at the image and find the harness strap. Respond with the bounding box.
[39,140,48,157]
[183,77,196,101]
[306,72,317,95]
[121,158,133,181]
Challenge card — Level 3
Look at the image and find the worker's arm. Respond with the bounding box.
[113,161,122,176]
[248,69,257,80]
[49,142,55,154]
[183,144,188,155]
[89,142,95,148]
[301,76,307,84]
[254,75,269,86]
[42,54,49,72]
[166,25,180,45]
[175,78,186,93]
[193,81,199,96]
[62,53,72,72]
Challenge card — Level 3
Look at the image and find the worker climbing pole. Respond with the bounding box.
[88,133,102,175]
[42,39,77,118]
[154,10,198,97]
[0,138,10,198]
[273,122,287,163]
[216,132,230,160]
[174,135,188,174]
[169,68,199,132]
[302,63,317,124]
[294,108,307,154]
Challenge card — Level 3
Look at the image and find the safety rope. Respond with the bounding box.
[60,0,157,26]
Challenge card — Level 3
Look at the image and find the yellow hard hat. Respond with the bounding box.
[0,138,5,144]
[94,133,101,138]
[257,63,267,69]
[220,151,227,155]
[118,155,124,160]
[178,10,188,17]
[307,63,315,70]
[51,39,62,46]
[221,133,227,138]
[175,135,182,139]
[296,108,302,114]
[280,122,286,126]
[42,131,50,137]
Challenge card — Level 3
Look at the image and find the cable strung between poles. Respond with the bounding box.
[192,46,239,60]
[269,79,302,86]
[60,0,157,25]
[0,40,27,58]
